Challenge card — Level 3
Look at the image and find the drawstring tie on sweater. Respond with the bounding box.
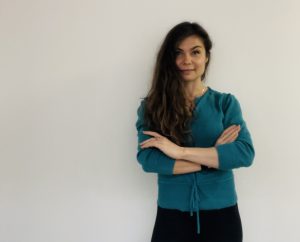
[190,173,201,234]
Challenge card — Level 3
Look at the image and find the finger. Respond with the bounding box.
[140,139,157,148]
[221,125,240,140]
[218,128,240,144]
[216,134,235,146]
[221,125,239,137]
[140,137,156,146]
[142,131,162,138]
[223,128,239,140]
[223,131,239,143]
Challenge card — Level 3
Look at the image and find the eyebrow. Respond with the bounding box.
[176,46,203,51]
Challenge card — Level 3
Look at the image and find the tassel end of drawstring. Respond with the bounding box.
[196,210,200,234]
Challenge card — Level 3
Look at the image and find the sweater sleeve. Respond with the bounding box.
[215,94,255,170]
[135,101,176,175]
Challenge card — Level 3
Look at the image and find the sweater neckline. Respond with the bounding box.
[194,86,211,103]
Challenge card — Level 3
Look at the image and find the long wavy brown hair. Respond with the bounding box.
[142,22,213,146]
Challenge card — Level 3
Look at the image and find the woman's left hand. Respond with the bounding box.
[140,131,184,160]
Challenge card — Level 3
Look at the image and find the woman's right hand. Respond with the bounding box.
[214,125,241,147]
[202,125,241,170]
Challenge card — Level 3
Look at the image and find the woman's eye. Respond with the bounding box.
[192,50,200,55]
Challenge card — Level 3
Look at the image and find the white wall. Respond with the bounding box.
[1,0,300,241]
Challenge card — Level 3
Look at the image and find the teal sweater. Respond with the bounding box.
[135,86,255,234]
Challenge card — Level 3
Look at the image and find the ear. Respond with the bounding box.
[205,57,209,63]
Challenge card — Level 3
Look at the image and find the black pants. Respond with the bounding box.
[151,203,243,242]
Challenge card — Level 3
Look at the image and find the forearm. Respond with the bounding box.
[180,147,219,169]
[173,159,202,175]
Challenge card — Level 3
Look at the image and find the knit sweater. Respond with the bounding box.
[135,86,255,234]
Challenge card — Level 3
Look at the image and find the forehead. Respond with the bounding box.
[176,35,205,50]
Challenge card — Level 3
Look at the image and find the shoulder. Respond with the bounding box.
[209,86,237,102]
[208,87,241,111]
[137,98,147,116]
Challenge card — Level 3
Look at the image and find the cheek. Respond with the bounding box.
[197,58,207,68]
[175,58,181,67]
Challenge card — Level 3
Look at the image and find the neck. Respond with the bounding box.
[184,78,206,99]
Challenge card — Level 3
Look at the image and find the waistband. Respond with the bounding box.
[157,172,237,235]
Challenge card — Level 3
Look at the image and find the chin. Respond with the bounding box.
[182,77,197,82]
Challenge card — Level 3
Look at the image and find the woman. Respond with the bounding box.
[135,21,255,242]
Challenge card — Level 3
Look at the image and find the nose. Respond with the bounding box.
[183,54,192,65]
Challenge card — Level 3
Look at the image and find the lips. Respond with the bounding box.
[181,69,194,73]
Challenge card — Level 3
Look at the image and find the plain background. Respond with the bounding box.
[1,0,300,241]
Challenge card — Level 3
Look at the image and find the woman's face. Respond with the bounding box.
[175,35,209,82]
